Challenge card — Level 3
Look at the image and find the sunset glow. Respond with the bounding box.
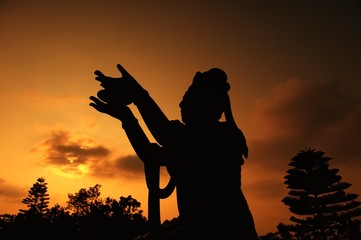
[1,1,360,235]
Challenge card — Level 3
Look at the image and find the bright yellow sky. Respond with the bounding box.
[1,1,361,235]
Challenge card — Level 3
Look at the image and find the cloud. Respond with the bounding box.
[43,131,110,165]
[0,178,25,199]
[248,78,361,169]
[114,155,145,179]
[243,78,361,231]
[33,130,144,179]
[88,154,144,179]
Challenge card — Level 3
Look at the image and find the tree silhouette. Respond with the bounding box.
[8,177,52,239]
[67,183,103,216]
[282,147,361,239]
[66,184,147,239]
[0,179,148,239]
[19,177,50,218]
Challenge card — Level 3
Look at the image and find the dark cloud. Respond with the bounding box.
[0,178,25,199]
[114,155,144,175]
[249,78,361,169]
[243,79,361,230]
[88,154,144,179]
[33,130,144,179]
[41,131,110,165]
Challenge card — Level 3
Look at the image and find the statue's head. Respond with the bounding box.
[179,68,230,125]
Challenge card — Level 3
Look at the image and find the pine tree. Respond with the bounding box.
[282,147,361,239]
[20,177,50,217]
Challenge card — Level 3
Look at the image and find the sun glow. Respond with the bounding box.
[48,163,90,179]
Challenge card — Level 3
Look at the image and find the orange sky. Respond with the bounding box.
[1,1,360,235]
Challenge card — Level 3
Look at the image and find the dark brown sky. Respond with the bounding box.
[0,1,360,235]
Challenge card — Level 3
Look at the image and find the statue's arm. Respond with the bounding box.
[120,107,166,165]
[132,89,172,146]
[89,96,164,164]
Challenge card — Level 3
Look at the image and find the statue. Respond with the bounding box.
[89,64,258,239]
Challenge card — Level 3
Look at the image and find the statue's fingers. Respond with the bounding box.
[94,70,112,83]
[99,81,111,88]
[89,102,98,109]
[89,103,105,113]
[95,75,112,83]
[94,70,106,77]
[116,64,130,77]
[89,96,105,105]
[89,97,108,113]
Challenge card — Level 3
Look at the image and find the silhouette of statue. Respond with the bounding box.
[89,64,259,239]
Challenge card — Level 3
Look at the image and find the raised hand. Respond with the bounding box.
[93,64,141,105]
[94,64,134,85]
[89,95,132,120]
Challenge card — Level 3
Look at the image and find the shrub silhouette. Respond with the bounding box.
[0,178,147,240]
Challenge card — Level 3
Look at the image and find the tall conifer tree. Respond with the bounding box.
[20,177,50,217]
[282,148,361,239]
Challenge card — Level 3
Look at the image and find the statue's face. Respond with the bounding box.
[179,71,225,125]
[179,86,205,125]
